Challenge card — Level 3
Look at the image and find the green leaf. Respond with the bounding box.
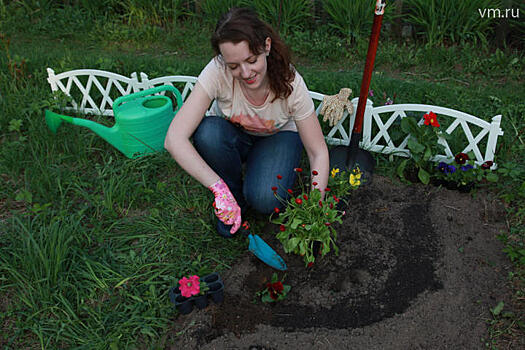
[408,138,425,154]
[397,159,408,179]
[418,167,430,184]
[491,301,504,316]
[423,147,432,161]
[287,238,300,250]
[291,218,302,229]
[485,173,498,182]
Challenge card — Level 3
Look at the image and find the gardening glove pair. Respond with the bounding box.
[320,88,354,127]
[208,178,242,234]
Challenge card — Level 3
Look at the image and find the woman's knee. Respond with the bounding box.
[244,186,283,214]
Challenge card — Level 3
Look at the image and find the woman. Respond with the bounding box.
[164,7,329,238]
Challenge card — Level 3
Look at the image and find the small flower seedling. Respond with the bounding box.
[257,273,291,303]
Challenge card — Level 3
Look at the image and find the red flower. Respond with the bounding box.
[318,200,323,207]
[287,189,293,194]
[274,207,280,214]
[332,195,339,203]
[277,175,282,180]
[307,262,314,268]
[267,281,284,300]
[279,225,286,232]
[312,170,318,175]
[423,111,440,127]
[325,222,331,226]
[271,186,277,191]
[325,187,331,192]
[454,152,469,165]
[294,167,303,173]
[303,194,308,200]
[329,203,334,209]
[481,160,493,170]
[295,198,303,205]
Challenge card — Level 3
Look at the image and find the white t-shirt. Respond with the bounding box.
[197,58,315,136]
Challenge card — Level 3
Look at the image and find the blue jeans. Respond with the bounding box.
[193,116,303,235]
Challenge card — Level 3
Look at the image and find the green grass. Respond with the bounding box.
[1,9,524,349]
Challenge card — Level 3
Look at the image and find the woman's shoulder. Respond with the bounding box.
[198,57,233,98]
[288,68,309,95]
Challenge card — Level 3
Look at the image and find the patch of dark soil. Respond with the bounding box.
[168,176,511,350]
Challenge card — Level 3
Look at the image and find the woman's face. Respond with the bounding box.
[219,38,271,91]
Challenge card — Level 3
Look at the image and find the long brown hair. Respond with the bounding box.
[211,7,294,101]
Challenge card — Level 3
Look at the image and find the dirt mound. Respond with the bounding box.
[168,176,510,349]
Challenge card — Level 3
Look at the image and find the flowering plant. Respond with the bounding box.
[178,275,209,297]
[328,166,363,198]
[434,152,498,185]
[397,111,449,184]
[270,168,344,266]
[257,273,291,303]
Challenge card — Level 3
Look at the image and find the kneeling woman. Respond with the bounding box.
[164,7,329,238]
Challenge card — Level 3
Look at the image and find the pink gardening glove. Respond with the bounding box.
[208,178,242,234]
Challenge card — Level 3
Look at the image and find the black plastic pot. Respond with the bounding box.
[169,286,180,304]
[201,272,220,284]
[171,273,225,314]
[174,294,194,315]
[193,294,209,309]
[207,281,225,304]
[457,182,475,193]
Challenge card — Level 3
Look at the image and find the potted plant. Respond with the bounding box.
[176,275,209,311]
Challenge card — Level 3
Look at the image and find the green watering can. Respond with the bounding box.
[45,85,183,158]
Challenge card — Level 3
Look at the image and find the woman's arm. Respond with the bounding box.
[295,111,330,197]
[164,82,221,187]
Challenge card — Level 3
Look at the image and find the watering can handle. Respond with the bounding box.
[113,85,183,111]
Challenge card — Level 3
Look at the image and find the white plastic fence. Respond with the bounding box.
[47,68,504,167]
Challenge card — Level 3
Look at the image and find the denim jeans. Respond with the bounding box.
[193,116,303,236]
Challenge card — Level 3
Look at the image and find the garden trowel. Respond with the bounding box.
[241,221,287,271]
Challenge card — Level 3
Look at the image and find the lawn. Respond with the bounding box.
[1,2,524,349]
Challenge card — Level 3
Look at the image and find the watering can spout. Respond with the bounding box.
[45,110,124,153]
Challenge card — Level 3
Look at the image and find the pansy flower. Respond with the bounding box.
[267,281,284,300]
[423,111,440,127]
[437,162,448,173]
[481,160,493,170]
[454,152,469,165]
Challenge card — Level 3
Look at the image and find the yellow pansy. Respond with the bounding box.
[349,167,362,187]
[330,168,340,178]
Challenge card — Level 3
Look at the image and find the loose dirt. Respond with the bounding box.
[168,175,512,349]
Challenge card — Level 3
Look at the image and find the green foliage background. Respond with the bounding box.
[0,0,523,348]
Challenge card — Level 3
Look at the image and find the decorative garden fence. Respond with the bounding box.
[47,68,504,167]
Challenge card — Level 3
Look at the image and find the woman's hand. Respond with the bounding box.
[208,178,242,233]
